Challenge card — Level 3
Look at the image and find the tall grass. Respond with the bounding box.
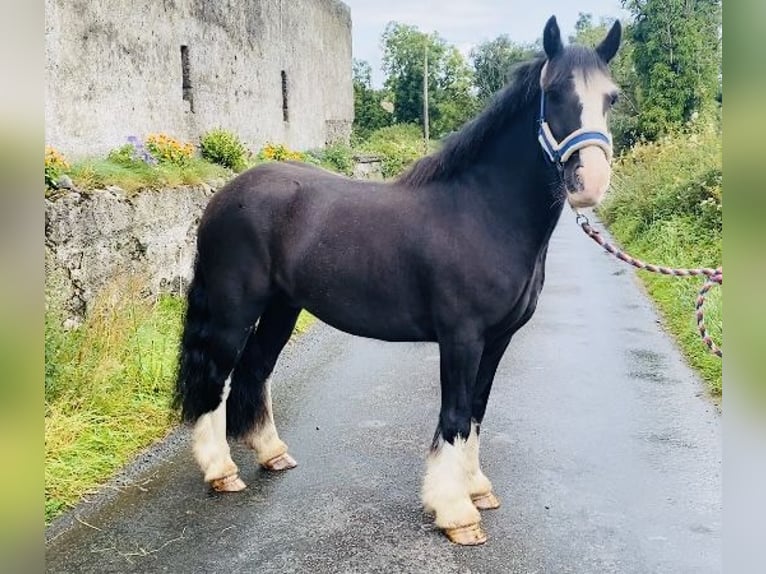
[45,278,183,522]
[44,277,316,523]
[600,126,722,393]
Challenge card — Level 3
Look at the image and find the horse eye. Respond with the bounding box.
[609,93,619,107]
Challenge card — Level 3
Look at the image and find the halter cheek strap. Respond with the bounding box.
[537,90,613,166]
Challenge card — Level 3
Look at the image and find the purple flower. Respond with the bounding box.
[125,135,158,165]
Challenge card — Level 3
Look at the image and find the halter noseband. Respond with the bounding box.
[537,88,613,167]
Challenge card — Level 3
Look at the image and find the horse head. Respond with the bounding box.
[538,15,622,209]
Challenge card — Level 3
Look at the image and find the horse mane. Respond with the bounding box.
[398,47,607,188]
[397,57,545,188]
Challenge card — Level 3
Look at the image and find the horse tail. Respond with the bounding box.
[173,256,228,423]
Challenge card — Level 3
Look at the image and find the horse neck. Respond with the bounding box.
[467,105,565,246]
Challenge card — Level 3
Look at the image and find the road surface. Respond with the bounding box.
[46,214,721,573]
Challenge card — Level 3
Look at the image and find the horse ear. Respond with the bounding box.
[596,20,622,63]
[543,16,563,60]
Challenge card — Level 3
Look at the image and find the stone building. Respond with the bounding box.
[45,0,353,157]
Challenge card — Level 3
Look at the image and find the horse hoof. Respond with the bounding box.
[472,492,500,510]
[444,523,488,546]
[211,474,247,492]
[263,452,297,471]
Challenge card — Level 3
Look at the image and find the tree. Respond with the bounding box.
[470,35,537,104]
[622,0,722,140]
[381,22,477,138]
[352,59,393,141]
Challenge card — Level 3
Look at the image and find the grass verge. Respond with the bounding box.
[45,278,316,524]
[600,127,722,394]
[63,157,232,195]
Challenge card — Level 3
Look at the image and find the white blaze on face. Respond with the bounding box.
[570,69,618,208]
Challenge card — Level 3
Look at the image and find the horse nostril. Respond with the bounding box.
[565,165,584,192]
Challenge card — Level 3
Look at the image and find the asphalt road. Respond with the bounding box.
[46,213,721,573]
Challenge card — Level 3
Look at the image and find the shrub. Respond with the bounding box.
[257,142,306,162]
[200,128,248,171]
[145,133,195,167]
[45,146,69,188]
[107,144,141,167]
[359,124,427,178]
[107,136,158,169]
[601,127,722,239]
[306,143,355,176]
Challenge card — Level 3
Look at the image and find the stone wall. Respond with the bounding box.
[45,0,353,158]
[45,185,214,324]
[45,158,382,325]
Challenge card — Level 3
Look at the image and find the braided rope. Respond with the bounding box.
[576,214,722,358]
[696,273,723,358]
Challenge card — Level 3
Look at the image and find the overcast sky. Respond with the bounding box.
[343,0,629,86]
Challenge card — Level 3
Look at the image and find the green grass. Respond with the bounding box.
[294,311,316,335]
[44,278,316,524]
[45,279,183,523]
[600,127,722,394]
[62,157,232,195]
[49,128,433,197]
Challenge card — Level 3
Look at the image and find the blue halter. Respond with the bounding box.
[537,89,613,167]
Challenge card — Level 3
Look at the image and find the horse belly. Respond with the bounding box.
[288,266,435,342]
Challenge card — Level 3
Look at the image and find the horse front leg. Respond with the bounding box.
[422,333,486,545]
[466,332,514,511]
[465,422,499,510]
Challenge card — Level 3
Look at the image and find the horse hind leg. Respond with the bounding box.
[226,297,301,471]
[192,372,247,492]
[180,319,254,492]
[175,260,264,492]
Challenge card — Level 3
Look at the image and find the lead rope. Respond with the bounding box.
[575,213,722,358]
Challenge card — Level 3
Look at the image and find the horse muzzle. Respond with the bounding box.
[563,146,612,208]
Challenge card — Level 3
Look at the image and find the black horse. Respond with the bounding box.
[175,16,621,545]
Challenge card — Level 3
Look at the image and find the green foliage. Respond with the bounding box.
[599,127,722,392]
[381,22,477,138]
[256,142,306,162]
[45,146,69,188]
[358,123,428,178]
[66,157,229,195]
[200,128,249,171]
[44,308,67,400]
[145,133,195,167]
[471,36,537,103]
[307,143,355,176]
[45,277,316,523]
[601,126,722,236]
[622,0,722,141]
[107,144,144,168]
[45,281,184,522]
[352,59,394,141]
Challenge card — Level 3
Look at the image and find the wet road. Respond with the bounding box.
[46,214,721,573]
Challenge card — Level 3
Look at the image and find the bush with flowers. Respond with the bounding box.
[145,133,195,167]
[257,142,307,162]
[45,146,70,188]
